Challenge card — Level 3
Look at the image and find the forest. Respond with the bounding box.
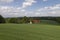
[0,15,60,24]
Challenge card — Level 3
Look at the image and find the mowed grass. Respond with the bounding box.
[0,24,60,40]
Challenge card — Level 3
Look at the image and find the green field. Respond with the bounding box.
[0,24,60,40]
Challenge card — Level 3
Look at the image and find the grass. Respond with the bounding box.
[0,24,60,40]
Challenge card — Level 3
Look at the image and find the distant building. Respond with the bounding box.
[32,20,40,23]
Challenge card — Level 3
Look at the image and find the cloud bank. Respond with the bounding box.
[0,0,14,3]
[0,0,60,17]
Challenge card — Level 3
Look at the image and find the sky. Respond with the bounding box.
[0,0,60,17]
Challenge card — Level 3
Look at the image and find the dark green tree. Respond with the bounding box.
[9,18,17,23]
[20,16,29,23]
[55,17,60,23]
[9,18,21,24]
[0,15,6,23]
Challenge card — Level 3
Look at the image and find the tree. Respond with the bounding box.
[0,15,6,23]
[20,16,29,23]
[9,18,21,24]
[9,18,17,23]
[55,17,60,23]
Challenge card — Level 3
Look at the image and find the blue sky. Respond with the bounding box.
[0,0,60,17]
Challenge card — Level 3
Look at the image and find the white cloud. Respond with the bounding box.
[0,0,37,17]
[37,4,60,16]
[0,6,26,17]
[0,4,60,17]
[43,0,48,2]
[0,0,14,3]
[22,0,37,8]
[38,4,60,11]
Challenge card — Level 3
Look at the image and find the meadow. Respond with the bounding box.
[0,24,60,40]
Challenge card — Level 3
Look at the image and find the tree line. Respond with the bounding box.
[0,15,60,24]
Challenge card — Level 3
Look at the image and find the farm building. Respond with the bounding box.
[32,20,40,23]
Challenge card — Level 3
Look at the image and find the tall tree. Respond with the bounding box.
[0,15,6,23]
[20,16,29,23]
[9,18,17,23]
